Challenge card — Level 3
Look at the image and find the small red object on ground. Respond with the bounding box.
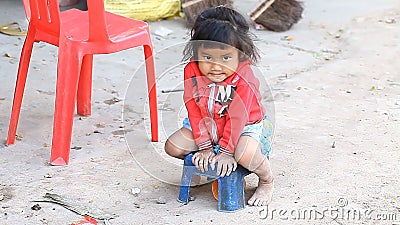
[71,216,98,225]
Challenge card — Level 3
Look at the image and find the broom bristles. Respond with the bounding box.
[182,0,234,27]
[250,0,304,32]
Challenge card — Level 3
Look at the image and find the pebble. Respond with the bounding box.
[31,204,41,211]
[131,187,141,196]
[157,196,167,204]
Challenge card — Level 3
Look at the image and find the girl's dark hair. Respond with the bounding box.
[183,6,260,64]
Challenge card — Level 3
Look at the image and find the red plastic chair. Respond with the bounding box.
[7,0,158,165]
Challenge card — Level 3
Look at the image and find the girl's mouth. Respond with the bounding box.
[210,73,224,77]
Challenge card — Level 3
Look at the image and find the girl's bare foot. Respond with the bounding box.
[248,179,274,206]
[234,136,274,206]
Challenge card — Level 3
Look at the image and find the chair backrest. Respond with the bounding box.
[26,0,61,36]
[23,0,110,42]
[86,0,109,42]
[22,0,31,21]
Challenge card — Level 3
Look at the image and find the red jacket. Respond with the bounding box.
[183,60,266,155]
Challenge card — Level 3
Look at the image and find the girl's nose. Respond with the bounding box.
[211,62,222,71]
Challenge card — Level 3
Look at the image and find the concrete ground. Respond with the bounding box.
[0,0,399,224]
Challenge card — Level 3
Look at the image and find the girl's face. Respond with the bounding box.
[197,45,240,83]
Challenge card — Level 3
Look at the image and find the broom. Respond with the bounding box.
[181,0,234,27]
[249,0,304,32]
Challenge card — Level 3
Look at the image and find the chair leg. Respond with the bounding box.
[50,48,82,165]
[178,165,195,204]
[218,167,249,212]
[143,44,158,142]
[6,27,36,146]
[76,54,93,116]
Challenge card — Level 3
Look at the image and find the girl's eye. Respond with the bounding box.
[222,56,231,61]
[203,56,212,61]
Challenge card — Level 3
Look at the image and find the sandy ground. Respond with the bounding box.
[1,0,400,224]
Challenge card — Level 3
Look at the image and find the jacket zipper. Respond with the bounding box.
[207,83,218,144]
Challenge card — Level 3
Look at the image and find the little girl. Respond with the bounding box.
[165,6,274,206]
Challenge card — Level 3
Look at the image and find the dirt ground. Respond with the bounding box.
[0,0,399,224]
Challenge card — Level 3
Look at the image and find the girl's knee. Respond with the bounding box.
[164,138,172,154]
[235,136,267,171]
[164,135,195,159]
[235,137,258,162]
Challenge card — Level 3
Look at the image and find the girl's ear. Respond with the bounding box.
[193,50,199,61]
[239,52,249,62]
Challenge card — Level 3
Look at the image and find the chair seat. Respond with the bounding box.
[60,9,149,44]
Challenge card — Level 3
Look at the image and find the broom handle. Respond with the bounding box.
[250,0,276,21]
[182,0,204,8]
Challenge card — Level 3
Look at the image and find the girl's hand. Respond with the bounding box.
[192,149,215,173]
[210,153,237,177]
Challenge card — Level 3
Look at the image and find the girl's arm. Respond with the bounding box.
[218,67,263,155]
[183,64,212,151]
[184,97,213,150]
[218,84,254,155]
